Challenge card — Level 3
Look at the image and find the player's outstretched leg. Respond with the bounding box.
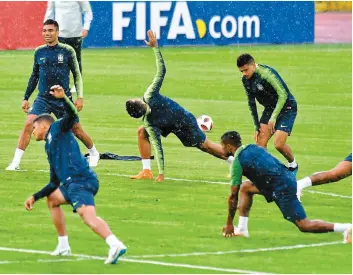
[295,218,352,241]
[297,160,352,201]
[6,114,37,171]
[131,126,153,180]
[76,205,127,264]
[72,123,100,167]
[47,189,71,256]
[198,138,235,178]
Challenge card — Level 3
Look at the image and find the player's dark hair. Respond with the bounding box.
[237,54,255,67]
[33,114,55,125]
[126,100,146,118]
[43,19,59,30]
[221,131,242,147]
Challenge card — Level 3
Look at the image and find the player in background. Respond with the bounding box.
[237,54,298,173]
[221,131,351,243]
[24,85,127,264]
[6,19,99,171]
[44,0,92,90]
[126,30,234,182]
[297,153,352,201]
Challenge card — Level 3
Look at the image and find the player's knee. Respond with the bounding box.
[24,120,34,132]
[46,196,58,208]
[295,220,311,232]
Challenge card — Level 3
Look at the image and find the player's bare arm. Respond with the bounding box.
[223,185,240,237]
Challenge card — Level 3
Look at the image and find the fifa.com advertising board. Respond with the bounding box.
[84,1,315,47]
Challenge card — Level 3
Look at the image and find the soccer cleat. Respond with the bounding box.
[89,154,100,167]
[104,244,127,264]
[131,169,153,180]
[5,163,20,171]
[344,227,352,244]
[234,228,250,238]
[50,246,71,256]
[288,164,299,177]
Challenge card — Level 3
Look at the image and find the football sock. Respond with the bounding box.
[58,235,69,248]
[288,158,297,168]
[105,234,120,248]
[334,223,352,233]
[297,177,312,189]
[238,216,248,232]
[88,144,99,155]
[142,159,151,170]
[12,148,24,165]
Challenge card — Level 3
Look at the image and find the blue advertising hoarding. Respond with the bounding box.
[84,1,314,48]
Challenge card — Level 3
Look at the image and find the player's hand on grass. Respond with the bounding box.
[268,121,275,135]
[75,98,83,112]
[50,85,65,99]
[144,30,158,48]
[22,100,30,113]
[156,174,164,182]
[24,196,35,211]
[222,224,235,237]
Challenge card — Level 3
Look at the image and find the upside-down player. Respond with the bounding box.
[125,30,233,182]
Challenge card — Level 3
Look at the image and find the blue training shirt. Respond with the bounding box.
[33,96,96,201]
[24,43,83,100]
[231,144,293,201]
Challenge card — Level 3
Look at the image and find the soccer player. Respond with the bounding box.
[126,30,233,182]
[6,19,99,171]
[221,131,351,243]
[44,1,92,74]
[297,153,352,201]
[237,54,298,172]
[24,85,127,264]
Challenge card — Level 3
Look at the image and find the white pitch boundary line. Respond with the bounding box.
[0,246,272,274]
[35,170,352,199]
[0,258,88,265]
[306,190,352,199]
[125,241,344,259]
[105,172,353,199]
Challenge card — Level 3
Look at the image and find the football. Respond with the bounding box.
[197,115,213,132]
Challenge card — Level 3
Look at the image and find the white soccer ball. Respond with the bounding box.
[197,115,213,132]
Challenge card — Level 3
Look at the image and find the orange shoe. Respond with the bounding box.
[130,169,153,180]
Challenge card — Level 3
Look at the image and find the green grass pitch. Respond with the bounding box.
[0,43,351,273]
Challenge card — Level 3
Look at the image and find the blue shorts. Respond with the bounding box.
[344,153,352,162]
[260,101,297,135]
[29,96,79,124]
[272,177,307,223]
[59,180,99,212]
[160,115,206,147]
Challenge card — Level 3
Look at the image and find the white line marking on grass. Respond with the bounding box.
[0,246,272,274]
[0,258,87,265]
[306,190,352,199]
[35,170,352,199]
[125,241,343,258]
